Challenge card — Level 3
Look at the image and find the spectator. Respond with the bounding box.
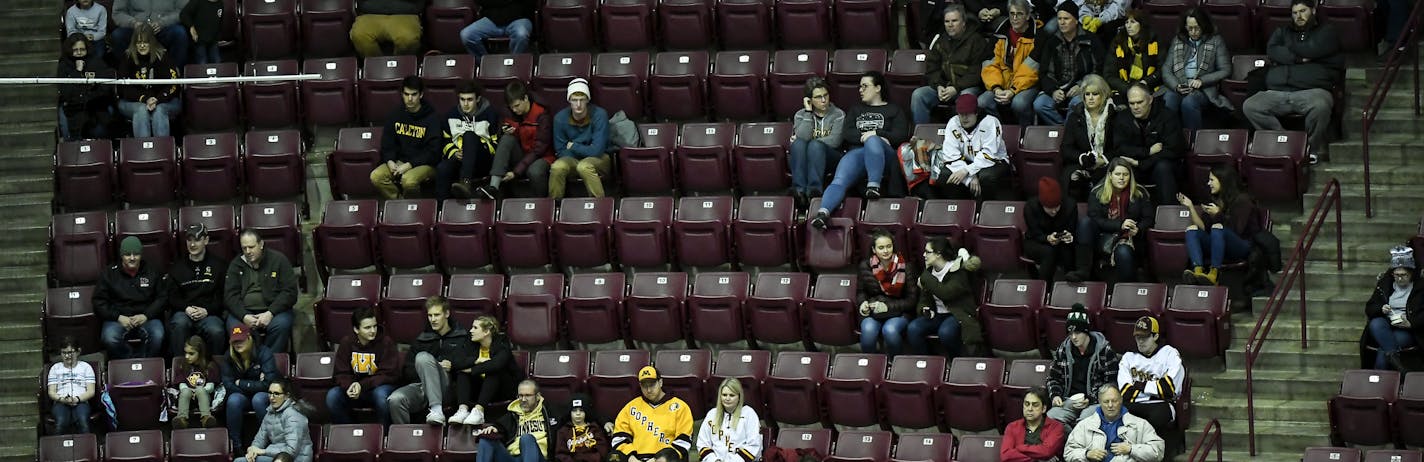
[1103,11,1162,101]
[1067,0,1132,38]
[789,77,846,209]
[351,0,423,58]
[968,0,1009,34]
[458,0,534,62]
[550,78,613,199]
[980,0,1042,125]
[1110,84,1185,205]
[911,4,992,125]
[1059,74,1116,202]
[452,315,521,426]
[66,0,109,59]
[910,237,983,357]
[57,33,114,142]
[928,93,1010,200]
[47,337,96,435]
[1064,384,1165,462]
[1360,246,1423,371]
[1033,2,1106,126]
[179,0,223,65]
[222,325,281,454]
[115,24,181,138]
[224,230,298,353]
[609,366,694,462]
[167,224,228,356]
[1025,178,1081,284]
[96,236,167,359]
[1380,0,1410,56]
[554,394,611,462]
[388,296,475,425]
[855,229,921,357]
[1161,9,1233,131]
[1243,0,1341,163]
[237,377,314,462]
[1070,158,1154,283]
[482,80,554,199]
[1046,304,1121,431]
[472,380,561,462]
[110,0,190,67]
[1177,165,1260,286]
[1000,387,1067,462]
[172,335,220,429]
[696,378,763,462]
[372,76,442,199]
[437,81,503,203]
[809,71,909,229]
[327,306,399,425]
[1118,316,1186,458]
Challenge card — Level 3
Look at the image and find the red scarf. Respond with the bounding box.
[1107,188,1130,221]
[870,254,907,297]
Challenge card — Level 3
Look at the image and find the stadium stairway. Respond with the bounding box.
[0,0,64,458]
[1195,62,1424,459]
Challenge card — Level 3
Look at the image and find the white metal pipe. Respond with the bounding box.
[0,74,325,85]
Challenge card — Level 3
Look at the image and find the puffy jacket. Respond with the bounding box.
[1047,331,1120,403]
[251,400,314,462]
[503,100,555,172]
[1064,408,1164,462]
[982,22,1040,94]
[1264,19,1342,91]
[924,27,993,90]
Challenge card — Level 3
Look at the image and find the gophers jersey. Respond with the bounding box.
[610,394,694,460]
[1118,344,1185,407]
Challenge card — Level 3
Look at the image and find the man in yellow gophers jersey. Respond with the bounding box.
[610,366,693,462]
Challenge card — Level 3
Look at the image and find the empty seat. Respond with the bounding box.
[55,139,116,210]
[734,122,794,194]
[118,136,178,205]
[600,0,656,50]
[555,197,616,270]
[711,350,772,415]
[314,200,379,277]
[1146,205,1193,280]
[803,216,856,271]
[745,272,811,346]
[1187,129,1248,198]
[827,430,892,462]
[315,274,383,345]
[1000,359,1053,424]
[507,274,565,348]
[764,351,830,425]
[834,0,893,46]
[182,63,241,132]
[654,349,713,416]
[775,0,832,48]
[531,53,594,114]
[591,51,651,120]
[688,272,750,345]
[940,357,1005,432]
[51,211,110,286]
[104,430,165,461]
[434,199,495,273]
[40,434,98,461]
[171,428,230,462]
[769,49,830,119]
[378,199,438,271]
[1221,55,1268,111]
[291,352,336,417]
[244,60,301,129]
[328,127,383,199]
[1256,0,1295,49]
[1016,125,1067,197]
[1204,0,1257,52]
[383,273,446,343]
[588,349,651,421]
[301,57,359,127]
[650,51,711,121]
[45,287,102,354]
[299,0,355,58]
[709,51,770,120]
[805,274,859,347]
[531,350,589,405]
[1329,370,1399,447]
[775,428,832,455]
[115,207,174,274]
[978,279,1046,353]
[383,424,441,462]
[442,424,481,460]
[885,49,928,109]
[323,423,383,461]
[734,196,797,268]
[360,56,419,125]
[420,54,475,113]
[1103,282,1168,353]
[615,197,676,268]
[618,123,678,195]
[239,202,303,266]
[890,433,953,462]
[424,0,474,54]
[968,200,1028,274]
[1164,285,1230,358]
[1243,130,1308,202]
[626,272,690,345]
[828,49,889,107]
[822,353,886,427]
[675,196,735,268]
[1040,281,1108,349]
[445,273,506,324]
[541,0,598,52]
[913,199,976,250]
[106,358,166,430]
[1397,373,1424,447]
[496,198,556,270]
[880,355,946,429]
[658,0,715,49]
[1303,448,1362,462]
[717,0,774,49]
[243,129,305,201]
[955,435,1001,462]
[178,205,238,261]
[858,197,919,257]
[242,0,299,59]
[1365,451,1423,462]
[564,272,627,345]
[475,54,535,112]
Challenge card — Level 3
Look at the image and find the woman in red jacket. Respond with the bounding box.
[1001,387,1067,462]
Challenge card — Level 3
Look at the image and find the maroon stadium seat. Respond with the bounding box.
[475,54,534,113]
[717,0,774,49]
[1016,125,1066,197]
[114,207,173,274]
[1164,285,1230,358]
[323,423,384,461]
[424,0,474,54]
[383,424,440,462]
[383,273,445,343]
[709,51,770,120]
[531,350,589,405]
[1303,448,1362,462]
[688,272,750,345]
[626,272,689,345]
[654,349,712,416]
[764,351,829,425]
[1256,0,1295,49]
[540,0,598,52]
[564,273,627,345]
[435,199,496,272]
[555,197,616,270]
[968,201,1028,274]
[776,428,832,455]
[117,136,178,205]
[496,198,556,270]
[1397,373,1424,447]
[1329,370,1399,447]
[1142,0,1196,47]
[1000,359,1053,424]
[734,196,797,268]
[880,355,946,429]
[775,0,832,48]
[769,49,829,119]
[650,51,711,121]
[378,199,439,271]
[711,350,771,415]
[913,199,976,250]
[40,434,98,462]
[442,424,481,460]
[51,211,110,286]
[329,127,383,199]
[676,123,737,194]
[1103,282,1168,353]
[802,216,856,272]
[828,49,889,108]
[734,122,794,194]
[614,197,675,268]
[106,359,166,430]
[1243,130,1308,202]
[858,197,919,258]
[45,287,102,354]
[1041,281,1108,349]
[104,430,165,461]
[600,0,656,50]
[182,63,241,132]
[618,123,678,195]
[531,53,594,114]
[1147,205,1193,280]
[301,57,359,127]
[239,202,303,266]
[1187,129,1248,198]
[55,139,115,210]
[822,353,886,427]
[834,0,893,46]
[315,274,383,345]
[292,352,335,418]
[674,196,735,268]
[506,274,565,348]
[314,200,379,277]
[1204,0,1258,52]
[1221,55,1267,111]
[244,129,306,201]
[827,430,893,462]
[805,274,859,347]
[591,51,651,120]
[978,279,1046,353]
[299,0,354,58]
[658,0,715,50]
[891,434,953,462]
[242,0,298,59]
[179,133,239,202]
[955,435,1001,462]
[885,49,928,109]
[420,54,476,113]
[445,273,505,324]
[745,272,811,346]
[588,349,651,421]
[940,357,1005,432]
[1366,451,1423,462]
[244,60,301,129]
[171,428,230,462]
[361,56,420,125]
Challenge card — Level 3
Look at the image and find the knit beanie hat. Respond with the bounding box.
[119,236,143,256]
[1066,303,1091,333]
[566,78,591,102]
[1057,1,1080,18]
[1390,245,1416,270]
[955,93,977,115]
[1039,177,1062,208]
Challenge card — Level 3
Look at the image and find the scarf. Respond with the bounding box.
[870,253,907,297]
[1107,188,1130,220]
[1169,35,1219,80]
[1085,102,1112,159]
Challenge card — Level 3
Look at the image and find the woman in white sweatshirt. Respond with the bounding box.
[696,378,763,462]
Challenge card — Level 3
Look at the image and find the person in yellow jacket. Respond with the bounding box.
[978,0,1042,125]
[472,380,561,462]
[609,366,693,462]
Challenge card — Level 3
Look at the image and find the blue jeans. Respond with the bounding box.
[789,138,839,194]
[907,314,963,357]
[52,402,91,434]
[1386,0,1409,43]
[226,392,271,448]
[58,108,112,142]
[170,311,227,358]
[978,88,1039,125]
[118,99,181,138]
[1185,227,1252,269]
[911,86,983,125]
[235,457,278,462]
[1033,93,1083,126]
[460,18,533,61]
[192,42,221,65]
[101,319,165,359]
[1369,317,1418,369]
[1164,90,1208,131]
[112,24,190,67]
[326,383,395,425]
[226,311,294,353]
[478,434,546,462]
[819,137,890,214]
[860,316,909,356]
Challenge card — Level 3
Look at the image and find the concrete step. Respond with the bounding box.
[0,175,51,196]
[0,266,48,294]
[1327,134,1424,165]
[0,121,56,149]
[1230,311,1362,343]
[0,51,60,79]
[1217,419,1333,455]
[0,222,51,248]
[1306,162,1424,188]
[0,103,58,126]
[1196,396,1327,422]
[0,7,52,20]
[0,85,56,107]
[1300,241,1402,266]
[1224,340,1360,372]
[1210,369,1343,400]
[0,193,54,222]
[0,249,48,268]
[0,295,44,322]
[1218,450,1309,461]
[1350,109,1424,135]
[0,343,45,374]
[0,320,42,342]
[1274,214,1411,245]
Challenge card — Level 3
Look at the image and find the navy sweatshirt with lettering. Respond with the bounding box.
[380,99,442,167]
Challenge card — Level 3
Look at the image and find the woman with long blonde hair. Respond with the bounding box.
[1068,157,1154,283]
[695,378,763,462]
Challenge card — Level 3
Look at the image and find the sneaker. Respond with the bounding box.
[809,211,828,230]
[864,186,882,200]
[475,185,498,201]
[463,406,485,425]
[173,415,189,429]
[1203,268,1219,286]
[451,180,474,199]
[200,414,217,428]
[450,407,471,425]
[426,409,447,426]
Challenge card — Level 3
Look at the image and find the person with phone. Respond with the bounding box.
[1362,245,1423,371]
[1177,165,1259,286]
[1046,304,1121,432]
[789,78,845,209]
[856,229,921,357]
[1025,177,1081,284]
[1161,9,1233,131]
[908,237,982,357]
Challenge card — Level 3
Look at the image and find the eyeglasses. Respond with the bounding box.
[810,94,830,100]
[60,350,79,356]
[1393,272,1412,278]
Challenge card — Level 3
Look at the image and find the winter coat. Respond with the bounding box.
[1064,408,1164,462]
[57,54,114,117]
[1105,31,1163,95]
[982,24,1040,94]
[857,256,922,321]
[1026,196,1080,246]
[251,399,314,462]
[223,248,298,318]
[459,334,523,400]
[1264,19,1343,91]
[94,261,167,322]
[916,258,983,347]
[116,52,178,104]
[403,322,475,382]
[1037,29,1106,93]
[166,252,227,315]
[221,345,280,396]
[1108,105,1186,173]
[924,28,994,91]
[1360,274,1424,367]
[1061,103,1118,169]
[442,98,503,159]
[1085,183,1156,251]
[179,0,224,44]
[1162,34,1233,110]
[1047,331,1121,403]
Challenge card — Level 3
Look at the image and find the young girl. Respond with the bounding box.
[695,378,763,462]
[451,315,519,426]
[554,394,610,462]
[174,335,221,428]
[47,336,96,435]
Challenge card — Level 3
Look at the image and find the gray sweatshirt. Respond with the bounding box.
[113,0,187,30]
[792,105,846,149]
[66,3,109,40]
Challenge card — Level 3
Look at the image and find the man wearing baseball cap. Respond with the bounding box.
[929,92,1011,200]
[548,78,612,199]
[1046,304,1120,431]
[167,224,228,355]
[95,236,167,359]
[1117,315,1186,458]
[609,366,693,462]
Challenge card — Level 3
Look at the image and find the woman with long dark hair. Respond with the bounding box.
[1177,165,1260,286]
[856,229,920,356]
[1162,8,1233,130]
[57,33,113,141]
[1103,10,1163,101]
[809,71,909,229]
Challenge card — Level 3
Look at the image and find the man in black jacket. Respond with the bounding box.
[371,76,442,199]
[1111,84,1186,205]
[458,0,534,62]
[1243,0,1342,162]
[224,230,298,353]
[910,4,992,125]
[1032,2,1105,125]
[1024,178,1080,284]
[388,296,475,425]
[167,224,227,355]
[96,236,167,359]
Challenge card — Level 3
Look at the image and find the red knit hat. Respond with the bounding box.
[1039,177,1062,208]
[955,93,977,115]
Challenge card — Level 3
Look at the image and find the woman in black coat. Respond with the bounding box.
[451,315,523,425]
[857,229,921,357]
[1059,74,1117,202]
[1070,157,1155,283]
[57,33,114,141]
[1361,246,1424,371]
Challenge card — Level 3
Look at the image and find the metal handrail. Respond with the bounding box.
[1186,419,1224,462]
[1361,0,1424,218]
[1243,178,1343,455]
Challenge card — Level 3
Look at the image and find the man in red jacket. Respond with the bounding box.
[327,306,399,425]
[474,80,553,200]
[1001,387,1067,462]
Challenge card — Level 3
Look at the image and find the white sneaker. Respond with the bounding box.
[463,407,485,425]
[426,409,447,426]
[450,407,471,425]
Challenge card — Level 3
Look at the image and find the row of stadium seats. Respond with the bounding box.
[1328,369,1424,448]
[1300,448,1424,462]
[55,135,304,210]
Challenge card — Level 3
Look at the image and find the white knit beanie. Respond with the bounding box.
[566,78,591,102]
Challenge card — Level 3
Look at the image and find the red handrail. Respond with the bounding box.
[1186,419,1224,462]
[1361,0,1424,218]
[1243,178,1343,455]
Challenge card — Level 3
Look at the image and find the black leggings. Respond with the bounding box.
[456,372,506,408]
